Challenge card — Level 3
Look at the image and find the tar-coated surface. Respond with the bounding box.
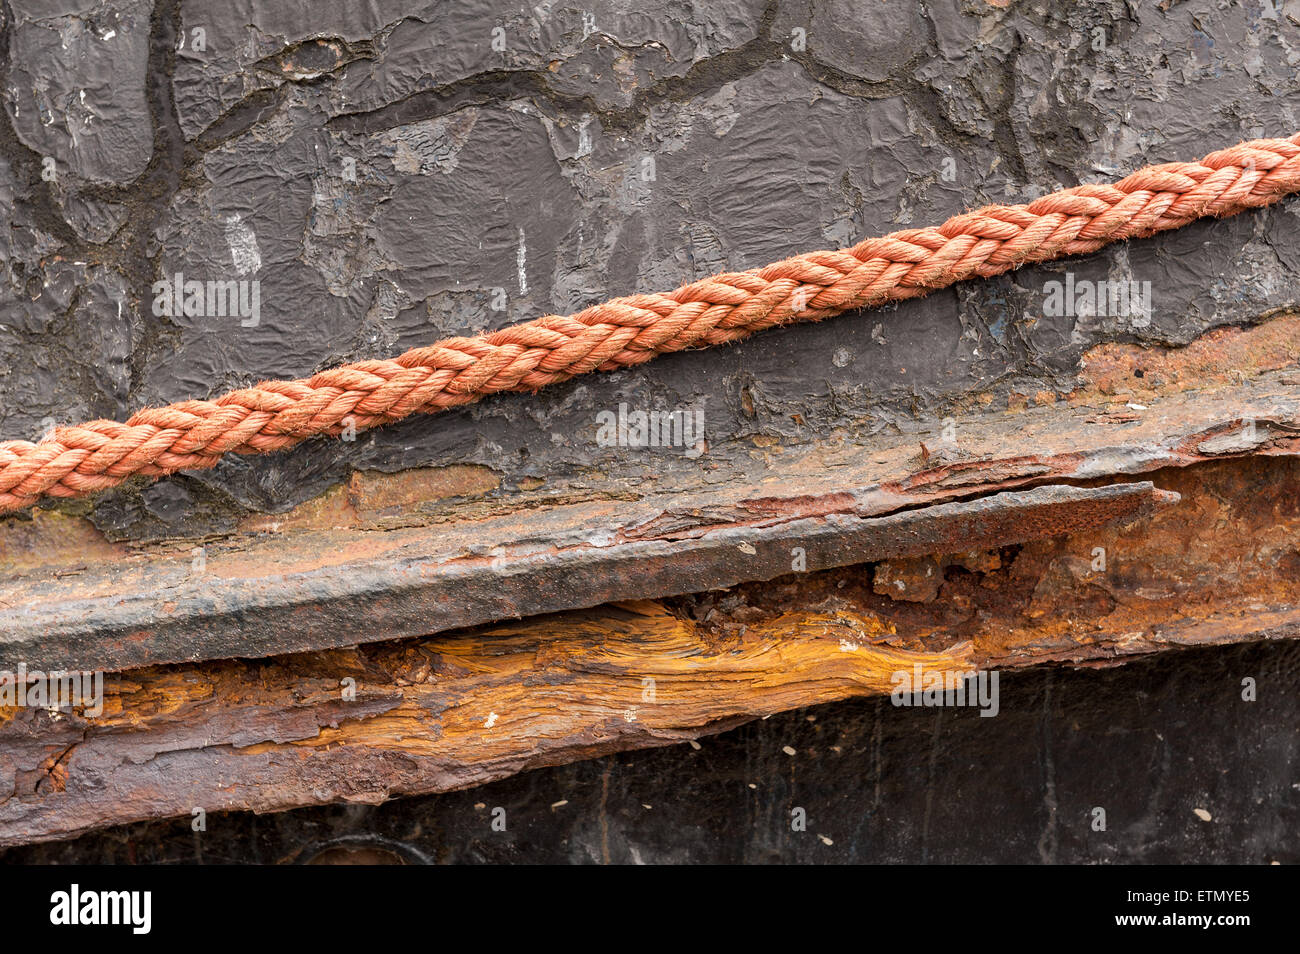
[1,1,1298,541]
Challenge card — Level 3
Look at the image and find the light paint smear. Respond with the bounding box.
[517,226,527,296]
[225,214,262,275]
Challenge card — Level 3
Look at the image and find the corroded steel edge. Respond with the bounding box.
[0,481,1173,673]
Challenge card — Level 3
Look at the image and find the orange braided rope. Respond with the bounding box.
[3,132,1299,514]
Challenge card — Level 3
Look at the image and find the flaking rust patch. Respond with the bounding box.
[1078,310,1300,400]
[874,555,943,603]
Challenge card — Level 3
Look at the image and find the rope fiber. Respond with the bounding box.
[3,132,1299,514]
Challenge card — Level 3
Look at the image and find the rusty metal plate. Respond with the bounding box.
[0,480,1171,673]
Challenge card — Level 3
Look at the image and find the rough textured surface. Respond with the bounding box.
[4,637,1296,864]
[2,317,1297,671]
[0,479,1174,673]
[1,455,1297,846]
[0,0,1298,540]
[2,0,1300,855]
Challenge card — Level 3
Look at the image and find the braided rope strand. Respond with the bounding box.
[3,132,1299,513]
